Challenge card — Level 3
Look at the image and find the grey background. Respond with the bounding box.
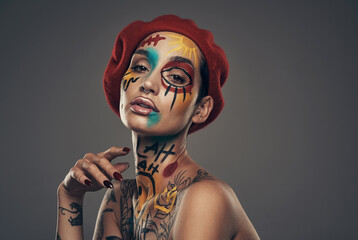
[0,0,357,239]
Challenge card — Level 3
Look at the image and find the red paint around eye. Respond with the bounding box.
[161,61,195,93]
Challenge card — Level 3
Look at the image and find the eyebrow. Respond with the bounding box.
[134,49,150,57]
[133,50,194,69]
[169,56,194,69]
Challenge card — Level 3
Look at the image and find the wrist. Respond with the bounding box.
[57,183,85,201]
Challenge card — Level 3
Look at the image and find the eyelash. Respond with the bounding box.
[131,64,148,73]
[168,74,185,84]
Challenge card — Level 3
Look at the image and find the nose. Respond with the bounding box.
[140,70,160,95]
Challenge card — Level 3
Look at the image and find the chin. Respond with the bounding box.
[126,119,186,137]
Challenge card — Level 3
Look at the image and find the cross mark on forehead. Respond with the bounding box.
[139,34,166,48]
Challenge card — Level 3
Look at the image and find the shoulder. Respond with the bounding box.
[102,179,137,212]
[105,179,137,202]
[173,171,260,240]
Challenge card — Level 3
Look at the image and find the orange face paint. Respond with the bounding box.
[161,61,195,110]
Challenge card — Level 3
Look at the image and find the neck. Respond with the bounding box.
[131,131,188,200]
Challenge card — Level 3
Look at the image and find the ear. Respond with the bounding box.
[192,96,214,124]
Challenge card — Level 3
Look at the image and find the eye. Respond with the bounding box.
[161,67,191,87]
[131,64,149,73]
[168,74,186,84]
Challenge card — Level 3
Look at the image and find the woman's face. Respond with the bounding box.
[119,31,204,136]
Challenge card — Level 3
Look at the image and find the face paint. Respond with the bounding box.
[147,111,161,128]
[139,34,166,48]
[161,61,194,110]
[122,71,140,91]
[163,161,178,177]
[146,47,159,71]
[165,34,198,67]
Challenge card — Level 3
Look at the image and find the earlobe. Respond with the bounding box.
[192,96,214,124]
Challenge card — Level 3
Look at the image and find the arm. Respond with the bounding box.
[173,181,260,240]
[56,147,130,240]
[57,184,85,240]
[93,184,123,240]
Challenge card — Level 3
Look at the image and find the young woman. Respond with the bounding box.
[56,15,259,240]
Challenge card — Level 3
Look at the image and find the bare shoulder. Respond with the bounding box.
[173,170,260,240]
[106,179,137,206]
[102,180,136,222]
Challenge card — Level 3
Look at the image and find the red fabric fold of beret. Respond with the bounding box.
[103,14,229,134]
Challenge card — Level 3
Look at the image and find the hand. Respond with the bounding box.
[59,146,131,198]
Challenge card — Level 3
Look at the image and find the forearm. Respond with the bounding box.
[56,184,85,240]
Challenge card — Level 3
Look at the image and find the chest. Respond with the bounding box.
[132,188,180,240]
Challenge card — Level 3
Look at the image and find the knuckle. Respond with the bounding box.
[86,163,97,172]
[83,152,94,159]
[109,146,118,153]
[75,159,83,167]
[98,157,108,165]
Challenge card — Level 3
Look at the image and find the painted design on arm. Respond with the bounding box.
[59,202,83,226]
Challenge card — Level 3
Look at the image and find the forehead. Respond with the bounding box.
[135,31,203,68]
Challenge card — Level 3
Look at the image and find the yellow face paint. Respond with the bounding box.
[165,34,198,68]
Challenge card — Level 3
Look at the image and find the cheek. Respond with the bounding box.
[161,76,196,112]
[174,91,195,113]
[122,70,140,91]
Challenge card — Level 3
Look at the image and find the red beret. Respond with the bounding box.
[103,15,229,134]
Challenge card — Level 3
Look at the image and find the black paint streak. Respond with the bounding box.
[106,237,123,240]
[170,87,177,110]
[137,137,147,159]
[123,76,140,91]
[144,142,159,155]
[59,202,83,226]
[136,171,156,195]
[164,85,171,96]
[56,233,61,240]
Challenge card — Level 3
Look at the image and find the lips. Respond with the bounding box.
[130,96,159,116]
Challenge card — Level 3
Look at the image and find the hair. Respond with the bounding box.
[195,57,209,105]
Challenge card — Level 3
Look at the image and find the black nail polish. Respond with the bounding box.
[103,180,113,189]
[85,179,92,186]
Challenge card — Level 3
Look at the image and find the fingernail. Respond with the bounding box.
[85,179,92,186]
[123,147,131,152]
[103,180,114,189]
[124,162,130,169]
[113,172,123,181]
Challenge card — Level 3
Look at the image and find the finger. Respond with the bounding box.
[97,146,131,161]
[94,156,125,182]
[82,161,114,188]
[82,153,126,181]
[113,162,130,173]
[70,167,93,186]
